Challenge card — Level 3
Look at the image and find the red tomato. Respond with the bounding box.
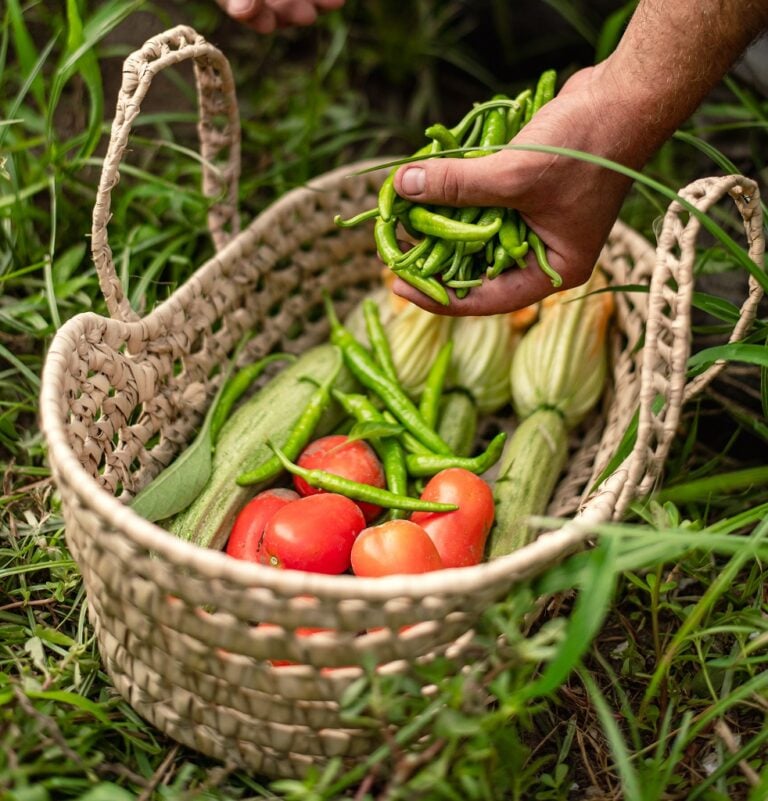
[262,493,366,573]
[410,468,494,568]
[225,488,299,563]
[294,435,385,522]
[351,519,444,577]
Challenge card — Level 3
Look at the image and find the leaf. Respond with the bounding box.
[75,785,136,801]
[132,352,289,522]
[520,537,618,700]
[688,342,768,373]
[346,420,404,443]
[691,291,740,324]
[590,394,665,491]
[131,373,234,524]
[594,1,638,62]
[25,689,113,726]
[24,636,46,673]
[33,625,76,648]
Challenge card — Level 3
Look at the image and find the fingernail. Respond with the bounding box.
[228,0,255,14]
[401,167,426,195]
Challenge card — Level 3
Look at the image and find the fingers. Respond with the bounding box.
[267,0,318,25]
[391,250,594,317]
[217,0,342,28]
[216,0,263,20]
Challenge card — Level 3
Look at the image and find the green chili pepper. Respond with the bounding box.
[465,104,508,158]
[446,278,484,288]
[421,239,455,277]
[419,340,453,429]
[383,410,432,455]
[210,353,296,443]
[392,266,451,306]
[269,443,458,512]
[461,113,485,150]
[528,231,563,287]
[405,431,507,477]
[393,236,433,269]
[532,69,557,116]
[476,206,503,225]
[332,389,410,519]
[408,207,502,242]
[425,123,460,153]
[486,243,513,280]
[522,95,534,126]
[449,98,519,142]
[333,207,380,228]
[362,298,398,384]
[235,360,341,486]
[323,295,453,454]
[507,89,531,138]
[374,217,407,266]
[441,241,466,282]
[499,213,524,256]
[378,169,398,222]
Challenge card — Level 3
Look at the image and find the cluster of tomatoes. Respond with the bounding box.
[225,434,495,576]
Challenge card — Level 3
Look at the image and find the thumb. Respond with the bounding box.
[393,150,519,208]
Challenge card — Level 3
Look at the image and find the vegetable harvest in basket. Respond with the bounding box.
[131,271,613,582]
[335,70,562,304]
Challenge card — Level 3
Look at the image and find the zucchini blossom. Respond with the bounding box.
[510,271,613,428]
[449,315,516,414]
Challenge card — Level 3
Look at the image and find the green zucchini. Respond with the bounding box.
[486,408,568,559]
[166,344,355,550]
[436,390,478,458]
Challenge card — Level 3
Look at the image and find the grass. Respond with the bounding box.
[1,0,767,798]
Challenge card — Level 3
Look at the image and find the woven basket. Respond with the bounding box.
[40,27,765,779]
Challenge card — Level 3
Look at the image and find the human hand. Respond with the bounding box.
[391,64,646,315]
[215,0,345,33]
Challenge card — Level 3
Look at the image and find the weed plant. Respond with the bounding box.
[1,1,767,799]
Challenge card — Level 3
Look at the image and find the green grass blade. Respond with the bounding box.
[579,668,643,801]
[6,0,46,111]
[45,174,62,329]
[687,342,768,373]
[0,34,58,150]
[47,0,140,152]
[0,342,41,389]
[641,515,768,713]
[655,465,768,504]
[24,689,113,726]
[521,537,618,700]
[57,0,145,77]
[691,291,741,324]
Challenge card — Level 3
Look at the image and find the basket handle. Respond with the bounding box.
[614,174,764,514]
[91,26,241,322]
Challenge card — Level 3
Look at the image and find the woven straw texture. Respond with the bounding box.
[40,27,765,779]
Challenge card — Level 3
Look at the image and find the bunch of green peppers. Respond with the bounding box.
[335,70,562,305]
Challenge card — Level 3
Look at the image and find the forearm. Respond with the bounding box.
[595,0,768,166]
